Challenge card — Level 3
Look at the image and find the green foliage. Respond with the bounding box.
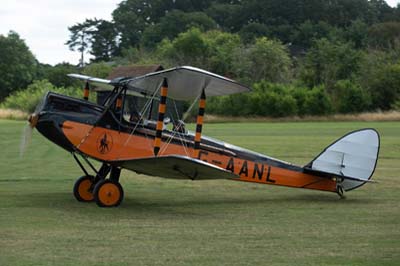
[203,30,242,75]
[293,21,335,48]
[90,19,120,62]
[3,0,398,118]
[331,80,371,113]
[0,31,37,101]
[82,62,113,79]
[299,38,362,90]
[156,28,212,67]
[233,37,292,84]
[343,19,369,49]
[301,86,333,115]
[205,3,244,32]
[66,0,400,57]
[367,63,400,110]
[36,63,80,88]
[1,80,81,113]
[368,21,400,49]
[141,10,217,49]
[65,19,96,67]
[239,23,270,43]
[207,81,332,117]
[66,19,119,65]
[251,82,297,117]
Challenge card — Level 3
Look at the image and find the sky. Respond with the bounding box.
[0,0,399,66]
[0,0,121,65]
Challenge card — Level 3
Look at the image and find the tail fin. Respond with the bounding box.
[305,129,380,191]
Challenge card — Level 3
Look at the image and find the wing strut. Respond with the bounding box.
[193,89,206,158]
[153,78,168,156]
[83,82,90,101]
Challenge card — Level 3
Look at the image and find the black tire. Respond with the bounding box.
[93,179,124,207]
[73,175,95,202]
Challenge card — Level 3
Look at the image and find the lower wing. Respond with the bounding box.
[114,155,238,180]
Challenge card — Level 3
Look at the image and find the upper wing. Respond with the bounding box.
[126,66,251,100]
[114,155,238,180]
[67,74,114,90]
[69,66,251,100]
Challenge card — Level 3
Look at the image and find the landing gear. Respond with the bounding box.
[73,175,95,202]
[72,153,124,207]
[93,179,124,207]
[93,167,123,207]
[336,185,346,199]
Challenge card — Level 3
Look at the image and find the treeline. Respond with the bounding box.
[1,0,400,117]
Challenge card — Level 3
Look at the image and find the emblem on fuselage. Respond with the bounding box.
[97,132,113,154]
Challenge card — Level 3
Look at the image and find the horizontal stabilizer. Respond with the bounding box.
[306,129,380,191]
[114,155,238,180]
[303,167,377,183]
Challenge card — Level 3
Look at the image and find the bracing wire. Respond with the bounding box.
[116,82,162,159]
[159,94,201,156]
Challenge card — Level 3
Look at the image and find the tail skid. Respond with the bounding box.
[305,129,380,192]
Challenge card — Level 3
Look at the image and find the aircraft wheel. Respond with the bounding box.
[93,179,124,207]
[73,175,95,202]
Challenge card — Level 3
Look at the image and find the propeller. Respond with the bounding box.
[19,113,39,158]
[19,101,42,158]
[19,122,33,158]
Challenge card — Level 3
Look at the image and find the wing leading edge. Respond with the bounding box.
[114,155,238,180]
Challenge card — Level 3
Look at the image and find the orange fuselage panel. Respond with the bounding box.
[62,121,337,193]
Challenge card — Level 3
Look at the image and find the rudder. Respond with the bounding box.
[305,129,380,191]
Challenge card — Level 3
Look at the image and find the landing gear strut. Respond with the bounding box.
[72,153,124,207]
[336,184,346,199]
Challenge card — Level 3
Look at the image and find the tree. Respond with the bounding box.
[233,37,292,84]
[141,10,217,49]
[82,62,113,79]
[368,21,400,49]
[299,38,362,90]
[156,28,212,67]
[366,63,400,110]
[0,31,36,101]
[36,63,80,88]
[1,80,80,112]
[239,23,269,43]
[343,19,369,49]
[203,30,242,76]
[332,80,371,113]
[66,20,97,67]
[205,3,245,32]
[90,19,120,62]
[66,19,119,65]
[292,20,334,48]
[112,0,212,49]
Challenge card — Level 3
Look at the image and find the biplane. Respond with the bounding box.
[27,66,380,207]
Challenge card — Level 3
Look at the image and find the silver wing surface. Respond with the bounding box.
[69,66,251,100]
[114,155,238,180]
[126,66,251,100]
[67,74,114,90]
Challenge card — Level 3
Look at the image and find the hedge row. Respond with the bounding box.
[207,80,372,117]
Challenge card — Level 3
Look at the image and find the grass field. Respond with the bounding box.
[0,120,399,266]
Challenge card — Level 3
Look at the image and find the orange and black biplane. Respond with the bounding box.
[27,66,380,207]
